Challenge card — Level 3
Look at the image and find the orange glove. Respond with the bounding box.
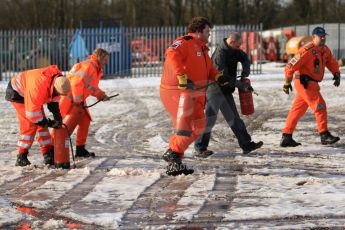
[177,74,194,90]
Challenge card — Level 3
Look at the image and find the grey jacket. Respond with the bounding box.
[210,38,251,93]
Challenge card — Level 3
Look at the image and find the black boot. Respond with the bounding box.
[280,133,301,147]
[162,149,194,176]
[242,141,263,154]
[76,145,95,158]
[193,149,214,158]
[15,152,31,167]
[162,149,181,163]
[43,148,54,165]
[320,131,340,145]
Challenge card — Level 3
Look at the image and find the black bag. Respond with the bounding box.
[300,75,310,89]
[5,81,24,103]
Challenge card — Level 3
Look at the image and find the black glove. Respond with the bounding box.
[283,83,293,94]
[333,73,340,87]
[217,75,233,94]
[239,82,254,92]
[46,118,62,129]
[283,79,293,95]
[47,102,62,122]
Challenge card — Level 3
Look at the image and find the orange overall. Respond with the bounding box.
[283,41,340,134]
[160,33,221,158]
[59,55,105,146]
[9,66,62,155]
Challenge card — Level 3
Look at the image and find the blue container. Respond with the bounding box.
[69,27,131,77]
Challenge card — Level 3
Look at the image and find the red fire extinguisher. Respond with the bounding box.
[238,78,255,115]
[52,106,86,169]
[53,127,70,169]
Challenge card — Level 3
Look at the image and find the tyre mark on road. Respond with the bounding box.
[121,175,196,228]
[2,158,93,198]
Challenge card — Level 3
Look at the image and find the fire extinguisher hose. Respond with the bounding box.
[193,82,216,91]
[84,94,119,108]
[62,123,76,169]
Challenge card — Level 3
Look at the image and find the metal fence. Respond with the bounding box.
[288,23,345,60]
[0,25,262,81]
[267,23,345,61]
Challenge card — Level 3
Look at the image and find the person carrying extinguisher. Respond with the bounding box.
[194,32,263,157]
[160,16,231,176]
[5,65,71,166]
[281,27,341,147]
[59,48,110,158]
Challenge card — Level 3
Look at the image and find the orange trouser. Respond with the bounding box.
[75,110,91,146]
[60,98,91,146]
[282,79,327,134]
[160,87,206,158]
[11,102,51,155]
[62,106,90,146]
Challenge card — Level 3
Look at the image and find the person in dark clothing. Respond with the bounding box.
[194,32,263,157]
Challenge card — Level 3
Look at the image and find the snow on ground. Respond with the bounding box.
[1,63,345,229]
[0,197,24,227]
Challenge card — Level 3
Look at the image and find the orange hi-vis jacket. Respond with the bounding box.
[285,41,340,81]
[10,65,62,124]
[60,55,105,116]
[161,33,221,89]
[160,33,221,156]
[58,55,105,146]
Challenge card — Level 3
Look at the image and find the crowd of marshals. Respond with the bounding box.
[4,17,341,177]
[160,17,263,176]
[159,18,341,176]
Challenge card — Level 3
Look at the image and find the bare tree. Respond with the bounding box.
[1,0,345,29]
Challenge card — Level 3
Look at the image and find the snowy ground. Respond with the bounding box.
[1,63,345,229]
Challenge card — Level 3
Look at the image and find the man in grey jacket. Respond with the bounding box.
[194,32,263,157]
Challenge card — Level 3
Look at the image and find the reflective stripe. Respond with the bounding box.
[39,139,51,146]
[69,70,95,86]
[84,73,95,85]
[66,95,73,101]
[52,97,60,102]
[69,70,88,78]
[174,129,192,137]
[18,141,31,149]
[176,94,185,124]
[88,61,97,71]
[37,131,50,137]
[73,95,83,100]
[15,75,22,89]
[33,117,44,123]
[86,61,99,76]
[25,111,43,117]
[65,139,69,148]
[11,79,24,97]
[86,84,96,91]
[69,62,97,87]
[20,135,34,141]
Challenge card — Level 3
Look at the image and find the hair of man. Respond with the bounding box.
[187,17,213,33]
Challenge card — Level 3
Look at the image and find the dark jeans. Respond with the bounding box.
[194,85,251,151]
